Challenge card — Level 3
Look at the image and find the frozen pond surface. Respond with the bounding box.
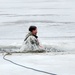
[0,0,75,52]
[0,1,75,75]
[0,53,75,75]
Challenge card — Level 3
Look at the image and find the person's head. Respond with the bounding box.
[29,26,37,35]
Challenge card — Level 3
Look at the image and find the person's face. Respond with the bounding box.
[32,28,37,35]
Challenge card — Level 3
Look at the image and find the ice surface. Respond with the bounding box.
[0,54,75,75]
[0,0,75,75]
[0,0,75,52]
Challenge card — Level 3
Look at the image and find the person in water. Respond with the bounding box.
[20,26,44,52]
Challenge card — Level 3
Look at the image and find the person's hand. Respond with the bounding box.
[40,45,43,48]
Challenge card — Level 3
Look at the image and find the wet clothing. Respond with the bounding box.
[20,32,44,52]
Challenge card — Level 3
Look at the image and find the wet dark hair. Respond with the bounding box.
[29,26,37,32]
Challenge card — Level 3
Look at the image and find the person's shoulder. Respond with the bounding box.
[28,35,35,39]
[29,35,35,38]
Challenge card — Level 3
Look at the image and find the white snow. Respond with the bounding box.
[0,53,75,75]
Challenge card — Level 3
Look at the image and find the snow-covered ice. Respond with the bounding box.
[0,0,75,52]
[0,0,75,75]
[0,53,75,75]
